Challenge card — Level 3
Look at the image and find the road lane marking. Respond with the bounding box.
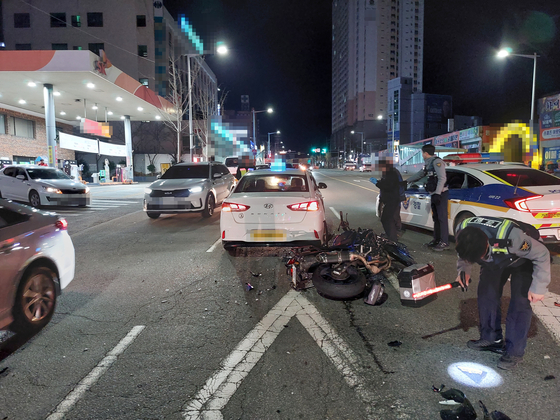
[46,325,145,420]
[182,290,377,420]
[320,173,379,193]
[330,206,340,219]
[207,238,221,252]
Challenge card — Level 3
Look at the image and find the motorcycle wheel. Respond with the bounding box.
[312,264,366,300]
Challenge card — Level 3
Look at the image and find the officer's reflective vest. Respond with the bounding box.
[459,217,522,269]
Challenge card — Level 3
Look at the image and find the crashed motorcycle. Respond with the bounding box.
[284,212,432,305]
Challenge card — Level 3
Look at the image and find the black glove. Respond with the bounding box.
[431,194,441,206]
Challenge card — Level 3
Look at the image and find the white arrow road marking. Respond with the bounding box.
[182,290,378,420]
[46,325,145,420]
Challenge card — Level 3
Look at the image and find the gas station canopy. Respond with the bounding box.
[0,50,174,124]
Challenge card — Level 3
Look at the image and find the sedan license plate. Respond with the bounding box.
[250,229,287,241]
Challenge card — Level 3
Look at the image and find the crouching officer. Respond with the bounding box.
[454,216,550,370]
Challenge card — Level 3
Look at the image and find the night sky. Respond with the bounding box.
[165,0,560,152]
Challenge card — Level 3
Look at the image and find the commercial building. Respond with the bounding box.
[0,0,221,174]
[331,0,424,157]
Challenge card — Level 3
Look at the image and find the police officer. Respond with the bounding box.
[455,216,550,370]
[370,156,405,242]
[407,144,448,251]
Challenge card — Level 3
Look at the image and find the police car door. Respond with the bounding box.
[402,175,434,229]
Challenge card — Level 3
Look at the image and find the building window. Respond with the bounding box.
[71,15,81,27]
[52,43,68,50]
[0,114,6,134]
[88,43,104,55]
[15,43,31,50]
[8,116,35,138]
[87,12,103,27]
[138,45,148,57]
[50,12,66,27]
[137,15,146,27]
[139,78,149,86]
[14,13,30,28]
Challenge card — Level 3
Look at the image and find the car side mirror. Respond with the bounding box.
[16,174,26,180]
[156,174,161,179]
[71,175,75,179]
[318,182,327,189]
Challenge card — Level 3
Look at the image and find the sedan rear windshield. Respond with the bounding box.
[236,175,309,193]
[487,169,560,186]
[27,169,71,180]
[161,165,209,179]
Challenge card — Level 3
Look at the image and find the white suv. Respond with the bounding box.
[143,162,235,219]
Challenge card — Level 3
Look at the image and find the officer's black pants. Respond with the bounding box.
[477,260,534,357]
[430,190,449,243]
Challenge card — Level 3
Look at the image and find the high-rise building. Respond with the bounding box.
[331,0,424,155]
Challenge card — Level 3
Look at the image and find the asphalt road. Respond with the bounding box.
[0,171,559,420]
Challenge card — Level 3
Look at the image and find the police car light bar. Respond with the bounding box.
[443,153,505,164]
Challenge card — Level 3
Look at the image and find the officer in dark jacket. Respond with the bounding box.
[370,156,404,242]
[454,216,550,370]
[407,144,448,251]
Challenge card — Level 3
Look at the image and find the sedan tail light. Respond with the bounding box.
[287,201,319,211]
[222,202,250,212]
[503,195,542,212]
[55,218,68,230]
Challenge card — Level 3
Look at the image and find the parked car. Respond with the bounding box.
[143,162,235,219]
[343,161,356,171]
[378,164,560,243]
[0,198,75,333]
[0,165,90,208]
[221,169,328,253]
[360,163,372,172]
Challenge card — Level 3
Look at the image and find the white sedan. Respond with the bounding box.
[385,163,560,243]
[0,198,75,333]
[0,165,90,208]
[220,169,328,253]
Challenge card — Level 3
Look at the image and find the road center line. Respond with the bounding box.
[46,325,145,420]
[206,238,222,252]
[182,290,377,420]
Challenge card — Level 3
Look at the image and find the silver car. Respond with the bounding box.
[143,162,236,219]
[0,199,75,333]
[0,165,90,208]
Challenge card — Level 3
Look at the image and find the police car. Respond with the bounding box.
[391,163,560,244]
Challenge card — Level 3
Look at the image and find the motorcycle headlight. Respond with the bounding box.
[189,186,203,193]
[144,187,152,194]
[44,186,62,194]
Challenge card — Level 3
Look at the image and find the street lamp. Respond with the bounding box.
[497,48,539,166]
[268,130,280,158]
[351,130,364,154]
[252,107,273,161]
[185,44,228,162]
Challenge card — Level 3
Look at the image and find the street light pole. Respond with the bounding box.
[251,108,273,162]
[497,49,540,167]
[268,130,280,158]
[350,131,364,155]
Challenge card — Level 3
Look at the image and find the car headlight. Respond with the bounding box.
[189,186,203,193]
[144,187,152,194]
[85,187,90,193]
[44,186,62,194]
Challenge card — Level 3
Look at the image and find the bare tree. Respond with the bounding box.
[157,55,203,163]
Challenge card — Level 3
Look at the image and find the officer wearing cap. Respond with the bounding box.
[454,216,550,370]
